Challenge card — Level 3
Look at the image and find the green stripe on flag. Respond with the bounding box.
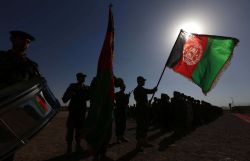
[192,37,236,93]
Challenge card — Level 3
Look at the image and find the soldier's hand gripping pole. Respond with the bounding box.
[149,64,168,104]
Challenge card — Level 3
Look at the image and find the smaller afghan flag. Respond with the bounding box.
[34,95,49,115]
[166,30,239,94]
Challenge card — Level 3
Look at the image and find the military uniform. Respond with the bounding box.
[114,90,129,142]
[0,50,40,88]
[134,86,155,140]
[62,81,90,151]
[0,31,40,89]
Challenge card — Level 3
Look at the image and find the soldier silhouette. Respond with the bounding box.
[0,31,42,161]
[0,31,41,89]
[114,78,130,143]
[133,76,157,152]
[62,72,90,154]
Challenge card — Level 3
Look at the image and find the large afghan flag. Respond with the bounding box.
[166,30,239,94]
[84,6,115,152]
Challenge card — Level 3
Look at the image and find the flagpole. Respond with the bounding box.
[149,64,168,104]
[149,29,183,104]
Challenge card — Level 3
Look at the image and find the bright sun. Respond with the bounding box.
[165,20,205,49]
[170,20,204,42]
[180,21,203,34]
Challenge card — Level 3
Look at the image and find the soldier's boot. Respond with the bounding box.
[66,143,72,154]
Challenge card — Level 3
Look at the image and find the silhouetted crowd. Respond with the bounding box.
[0,30,224,161]
[128,91,223,137]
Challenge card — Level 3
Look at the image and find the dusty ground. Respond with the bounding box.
[14,112,250,161]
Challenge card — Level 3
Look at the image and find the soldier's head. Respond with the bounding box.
[137,76,146,86]
[114,77,126,91]
[76,72,86,83]
[161,93,170,100]
[9,31,35,53]
[173,91,180,98]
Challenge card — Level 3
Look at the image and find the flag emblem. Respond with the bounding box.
[183,35,203,65]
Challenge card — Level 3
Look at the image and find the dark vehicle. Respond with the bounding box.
[0,78,60,161]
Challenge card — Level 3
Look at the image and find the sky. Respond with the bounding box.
[1,0,250,108]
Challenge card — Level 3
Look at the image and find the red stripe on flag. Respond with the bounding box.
[35,95,48,112]
[173,34,208,79]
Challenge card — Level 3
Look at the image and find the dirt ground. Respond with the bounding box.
[13,111,250,161]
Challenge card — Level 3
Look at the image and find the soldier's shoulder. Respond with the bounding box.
[65,83,76,92]
[134,86,144,91]
[69,83,78,88]
[26,57,38,67]
[69,83,76,86]
[133,86,140,94]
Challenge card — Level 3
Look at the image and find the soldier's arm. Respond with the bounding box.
[62,84,75,103]
[145,87,157,94]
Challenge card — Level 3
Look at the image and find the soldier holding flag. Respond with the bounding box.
[133,76,157,151]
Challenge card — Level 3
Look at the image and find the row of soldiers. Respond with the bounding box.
[152,91,223,135]
[128,91,223,140]
[61,72,224,157]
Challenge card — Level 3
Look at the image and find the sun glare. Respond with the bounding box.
[164,20,205,52]
[170,20,204,42]
[180,21,203,34]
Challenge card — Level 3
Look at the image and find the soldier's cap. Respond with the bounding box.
[161,93,170,99]
[76,72,86,78]
[10,30,35,41]
[137,76,146,82]
[115,77,124,88]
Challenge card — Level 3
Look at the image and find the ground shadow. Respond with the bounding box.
[147,130,168,141]
[116,149,139,161]
[158,132,182,151]
[42,150,91,161]
[158,128,195,151]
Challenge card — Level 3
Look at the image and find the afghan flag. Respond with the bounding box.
[84,6,115,152]
[166,30,239,94]
[34,95,49,115]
